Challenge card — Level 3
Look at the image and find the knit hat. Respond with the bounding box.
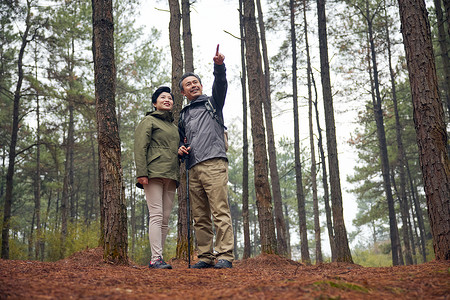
[152,86,173,103]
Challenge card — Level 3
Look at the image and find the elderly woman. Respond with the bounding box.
[134,86,179,269]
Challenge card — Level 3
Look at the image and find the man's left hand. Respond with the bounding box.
[213,44,225,65]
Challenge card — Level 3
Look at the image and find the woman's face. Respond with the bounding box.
[153,92,173,111]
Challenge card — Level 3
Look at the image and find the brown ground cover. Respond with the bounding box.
[1,247,449,299]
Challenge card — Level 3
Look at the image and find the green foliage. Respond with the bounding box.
[5,219,100,262]
[129,235,151,265]
[352,242,393,267]
[347,74,430,259]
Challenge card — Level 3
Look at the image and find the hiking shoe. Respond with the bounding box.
[149,256,172,269]
[214,259,232,269]
[191,261,214,269]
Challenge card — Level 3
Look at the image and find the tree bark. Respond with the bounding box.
[303,0,322,263]
[316,0,353,263]
[366,0,402,266]
[243,0,277,254]
[239,0,251,260]
[283,202,292,258]
[60,97,74,259]
[34,46,42,260]
[129,167,136,258]
[168,0,189,261]
[385,3,413,264]
[397,0,450,260]
[182,0,194,73]
[89,125,98,223]
[256,0,288,257]
[1,0,31,259]
[313,74,336,261]
[92,0,128,264]
[290,0,310,264]
[180,0,195,259]
[406,161,427,262]
[434,0,450,121]
[443,0,450,47]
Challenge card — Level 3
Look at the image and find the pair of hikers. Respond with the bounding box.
[134,45,234,269]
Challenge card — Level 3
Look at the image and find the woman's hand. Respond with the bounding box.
[137,176,148,186]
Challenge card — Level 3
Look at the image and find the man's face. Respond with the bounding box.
[181,76,203,101]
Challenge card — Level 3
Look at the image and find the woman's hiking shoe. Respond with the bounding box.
[214,259,232,269]
[149,256,172,269]
[191,261,214,269]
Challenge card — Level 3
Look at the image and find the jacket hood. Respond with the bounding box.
[146,110,174,122]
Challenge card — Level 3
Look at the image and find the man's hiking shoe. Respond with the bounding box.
[191,261,214,269]
[214,259,232,269]
[149,256,172,269]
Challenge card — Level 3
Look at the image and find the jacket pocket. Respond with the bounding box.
[147,152,161,166]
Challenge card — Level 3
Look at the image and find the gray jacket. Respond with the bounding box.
[178,63,228,169]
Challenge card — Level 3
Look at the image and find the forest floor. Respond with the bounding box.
[0,247,449,299]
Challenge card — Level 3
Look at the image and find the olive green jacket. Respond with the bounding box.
[134,110,180,188]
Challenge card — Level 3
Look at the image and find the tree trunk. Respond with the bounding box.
[1,149,5,200]
[130,168,136,258]
[290,0,310,264]
[406,161,427,262]
[283,202,292,258]
[92,0,128,264]
[34,95,42,260]
[168,0,189,261]
[385,5,413,264]
[366,1,402,266]
[1,1,31,259]
[252,201,258,256]
[391,171,413,264]
[407,206,418,264]
[311,73,336,261]
[434,0,450,121]
[89,125,98,223]
[60,99,74,259]
[34,48,42,260]
[239,0,251,260]
[182,0,194,73]
[256,0,288,257]
[443,0,450,51]
[231,201,240,260]
[169,0,184,120]
[84,167,91,224]
[243,0,277,254]
[316,0,353,263]
[303,0,322,264]
[180,0,194,260]
[397,0,450,260]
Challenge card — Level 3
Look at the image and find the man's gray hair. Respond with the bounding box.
[179,72,202,91]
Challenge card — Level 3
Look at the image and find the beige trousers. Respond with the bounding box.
[144,178,176,262]
[189,158,234,263]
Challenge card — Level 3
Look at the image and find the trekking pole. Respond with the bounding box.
[184,145,191,268]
